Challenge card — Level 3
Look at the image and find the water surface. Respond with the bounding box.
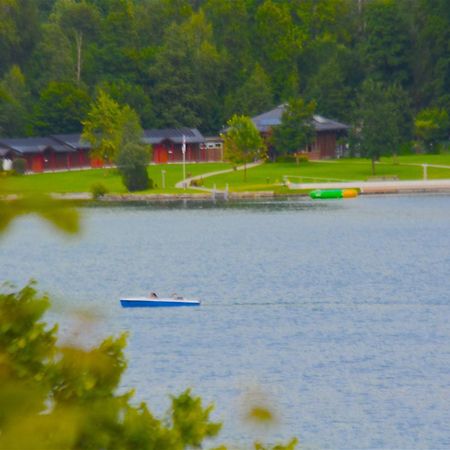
[1,195,449,449]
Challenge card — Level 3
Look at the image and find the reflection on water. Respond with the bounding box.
[89,195,343,213]
[1,195,450,449]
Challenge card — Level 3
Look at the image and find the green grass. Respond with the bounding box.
[1,163,232,195]
[2,155,450,195]
[202,156,450,192]
[379,153,450,165]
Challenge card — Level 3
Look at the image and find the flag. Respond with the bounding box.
[182,135,186,155]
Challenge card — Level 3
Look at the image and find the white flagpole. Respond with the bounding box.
[182,135,186,189]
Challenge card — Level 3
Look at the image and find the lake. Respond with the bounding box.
[1,195,449,449]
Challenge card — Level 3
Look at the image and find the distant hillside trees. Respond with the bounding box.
[415,107,450,153]
[0,0,447,155]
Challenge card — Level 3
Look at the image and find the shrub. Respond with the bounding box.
[117,143,151,192]
[12,158,27,175]
[296,153,309,163]
[90,182,109,199]
[190,178,204,187]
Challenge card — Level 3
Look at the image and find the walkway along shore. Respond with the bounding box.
[89,179,450,202]
[286,179,450,195]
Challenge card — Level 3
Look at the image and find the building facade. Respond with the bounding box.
[251,105,349,159]
[0,128,221,173]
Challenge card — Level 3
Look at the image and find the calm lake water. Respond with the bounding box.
[1,195,450,449]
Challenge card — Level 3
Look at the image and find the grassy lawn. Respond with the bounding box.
[2,155,450,195]
[1,163,232,195]
[202,156,450,192]
[379,153,450,165]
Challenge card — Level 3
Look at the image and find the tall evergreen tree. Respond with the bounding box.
[255,0,302,101]
[415,0,450,108]
[149,11,222,131]
[360,0,412,86]
[32,81,91,134]
[272,98,316,157]
[224,64,274,121]
[352,79,403,174]
[52,0,100,84]
[0,66,30,137]
[28,23,73,94]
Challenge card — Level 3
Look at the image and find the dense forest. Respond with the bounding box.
[0,0,449,145]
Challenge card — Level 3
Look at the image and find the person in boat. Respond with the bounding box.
[149,292,158,298]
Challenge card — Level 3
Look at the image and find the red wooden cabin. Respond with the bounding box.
[143,128,216,163]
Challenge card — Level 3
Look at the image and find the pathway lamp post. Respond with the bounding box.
[182,135,186,189]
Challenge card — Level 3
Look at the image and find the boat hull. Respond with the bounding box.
[120,298,200,308]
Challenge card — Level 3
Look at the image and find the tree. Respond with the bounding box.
[52,0,100,84]
[352,79,403,174]
[224,64,274,120]
[414,107,450,153]
[0,65,30,137]
[92,0,140,82]
[117,142,152,192]
[97,80,154,129]
[305,50,356,122]
[359,0,412,86]
[149,11,223,132]
[0,282,223,450]
[27,23,73,93]
[255,0,303,101]
[203,0,252,89]
[272,98,316,158]
[0,0,40,74]
[222,115,266,180]
[32,81,91,134]
[0,279,298,450]
[82,90,143,164]
[414,0,450,108]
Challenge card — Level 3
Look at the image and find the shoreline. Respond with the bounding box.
[49,180,450,202]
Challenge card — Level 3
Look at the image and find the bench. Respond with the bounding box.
[366,175,399,181]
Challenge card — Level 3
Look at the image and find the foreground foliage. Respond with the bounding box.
[0,282,298,450]
[0,282,222,450]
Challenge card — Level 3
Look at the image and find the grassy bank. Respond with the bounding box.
[202,156,450,192]
[2,155,450,195]
[1,163,232,195]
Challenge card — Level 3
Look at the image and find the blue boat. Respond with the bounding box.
[120,297,200,308]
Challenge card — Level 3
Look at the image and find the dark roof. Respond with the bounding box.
[52,134,91,150]
[0,137,75,154]
[252,104,349,133]
[0,128,205,153]
[142,128,204,145]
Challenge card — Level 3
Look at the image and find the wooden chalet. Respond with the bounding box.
[142,128,218,163]
[0,137,78,172]
[52,134,98,167]
[0,128,221,173]
[252,105,349,159]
